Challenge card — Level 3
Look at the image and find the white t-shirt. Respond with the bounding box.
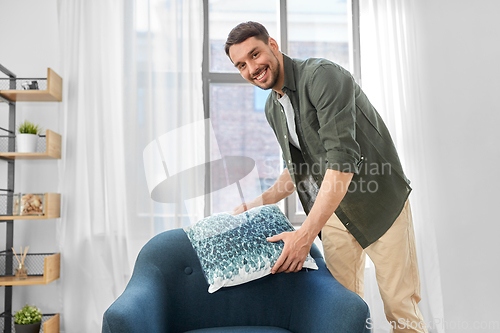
[277,93,301,150]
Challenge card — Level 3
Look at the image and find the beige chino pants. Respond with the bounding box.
[321,200,428,333]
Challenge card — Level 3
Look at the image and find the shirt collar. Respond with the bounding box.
[281,53,296,93]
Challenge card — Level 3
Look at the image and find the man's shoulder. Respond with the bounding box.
[291,57,350,81]
[292,57,335,72]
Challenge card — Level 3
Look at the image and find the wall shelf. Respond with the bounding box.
[0,68,62,102]
[0,130,61,160]
[0,253,60,286]
[0,313,59,333]
[43,313,60,333]
[0,193,61,220]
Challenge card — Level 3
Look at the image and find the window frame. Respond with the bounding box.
[202,0,361,222]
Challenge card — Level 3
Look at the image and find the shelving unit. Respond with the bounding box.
[0,65,62,333]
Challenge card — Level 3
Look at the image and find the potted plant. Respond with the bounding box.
[17,120,42,153]
[14,304,42,333]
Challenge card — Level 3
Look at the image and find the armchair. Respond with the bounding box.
[102,228,370,332]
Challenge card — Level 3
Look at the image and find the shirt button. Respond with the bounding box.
[284,135,287,139]
[288,160,291,164]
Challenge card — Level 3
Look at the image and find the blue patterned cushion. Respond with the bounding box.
[184,204,318,293]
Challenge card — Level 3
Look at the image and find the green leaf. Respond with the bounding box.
[14,304,42,325]
[17,120,42,135]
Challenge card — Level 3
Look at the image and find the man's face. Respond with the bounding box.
[229,37,281,91]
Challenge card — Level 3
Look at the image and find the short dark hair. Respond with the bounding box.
[225,21,270,59]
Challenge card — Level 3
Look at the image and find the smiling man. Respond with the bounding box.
[226,22,427,333]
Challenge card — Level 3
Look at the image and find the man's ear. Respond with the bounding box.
[268,37,280,52]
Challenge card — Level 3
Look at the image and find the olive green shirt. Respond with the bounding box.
[265,54,411,248]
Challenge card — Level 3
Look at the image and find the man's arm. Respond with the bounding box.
[267,168,353,273]
[232,168,296,215]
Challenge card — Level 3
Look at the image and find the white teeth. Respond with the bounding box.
[256,69,266,81]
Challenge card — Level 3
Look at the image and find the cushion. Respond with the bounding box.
[184,204,318,293]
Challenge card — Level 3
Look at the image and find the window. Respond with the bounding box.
[203,0,360,222]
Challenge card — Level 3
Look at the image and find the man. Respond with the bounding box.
[226,21,427,333]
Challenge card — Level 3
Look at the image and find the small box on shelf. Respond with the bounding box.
[18,193,45,216]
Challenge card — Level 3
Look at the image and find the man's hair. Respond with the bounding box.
[225,21,270,59]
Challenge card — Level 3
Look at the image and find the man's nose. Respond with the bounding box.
[248,61,259,77]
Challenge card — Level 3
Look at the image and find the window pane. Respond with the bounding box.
[288,0,351,71]
[209,0,278,73]
[210,84,282,214]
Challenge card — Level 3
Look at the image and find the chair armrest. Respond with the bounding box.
[288,256,371,333]
[102,263,170,333]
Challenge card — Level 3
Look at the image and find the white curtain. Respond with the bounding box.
[57,0,204,331]
[359,1,446,332]
[122,0,205,260]
[57,0,130,332]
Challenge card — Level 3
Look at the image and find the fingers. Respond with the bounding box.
[273,255,301,274]
[266,234,283,243]
[296,261,304,272]
[268,231,308,274]
[231,203,248,215]
[271,252,286,274]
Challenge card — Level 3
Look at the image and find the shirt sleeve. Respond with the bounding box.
[308,64,361,174]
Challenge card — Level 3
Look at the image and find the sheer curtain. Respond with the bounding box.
[122,0,205,264]
[57,0,130,332]
[57,0,204,331]
[359,1,445,332]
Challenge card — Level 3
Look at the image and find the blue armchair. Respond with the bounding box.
[102,228,370,333]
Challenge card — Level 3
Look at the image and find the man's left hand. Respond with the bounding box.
[267,229,313,274]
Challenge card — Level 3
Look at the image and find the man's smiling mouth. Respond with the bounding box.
[255,68,267,82]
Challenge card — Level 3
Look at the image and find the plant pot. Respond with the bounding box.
[14,321,41,333]
[17,133,38,153]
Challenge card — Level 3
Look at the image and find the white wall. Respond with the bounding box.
[413,0,500,331]
[0,0,62,322]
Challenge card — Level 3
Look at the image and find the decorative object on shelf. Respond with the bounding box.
[12,246,29,280]
[16,120,42,153]
[19,193,45,216]
[14,304,42,333]
[21,80,39,90]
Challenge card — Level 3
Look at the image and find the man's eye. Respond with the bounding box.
[239,64,246,70]
[252,52,258,58]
